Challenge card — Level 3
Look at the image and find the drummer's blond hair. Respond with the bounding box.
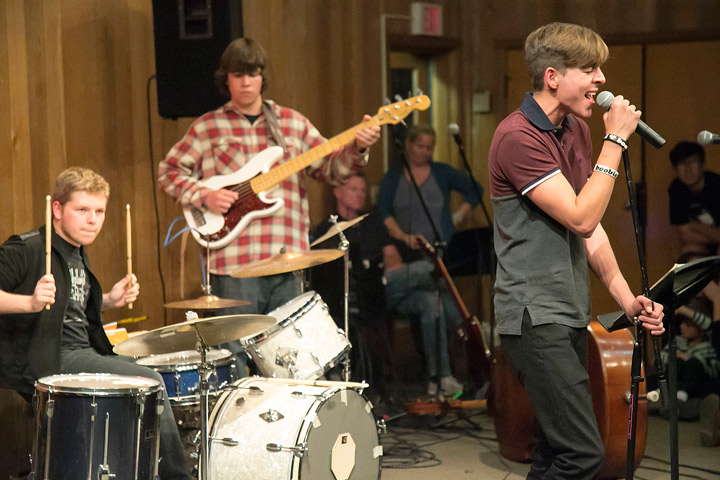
[52,167,110,205]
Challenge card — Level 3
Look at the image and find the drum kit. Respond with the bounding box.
[31,217,383,480]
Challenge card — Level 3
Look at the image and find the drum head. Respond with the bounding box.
[296,387,381,479]
[35,373,162,395]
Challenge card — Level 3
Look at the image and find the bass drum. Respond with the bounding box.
[207,377,382,480]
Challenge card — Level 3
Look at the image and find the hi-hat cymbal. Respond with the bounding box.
[113,314,276,357]
[164,295,251,310]
[230,249,344,278]
[310,214,368,247]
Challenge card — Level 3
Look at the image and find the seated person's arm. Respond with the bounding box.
[0,275,55,313]
[675,223,720,254]
[102,274,139,310]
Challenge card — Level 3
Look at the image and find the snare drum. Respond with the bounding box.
[241,291,350,379]
[207,377,382,480]
[32,373,163,480]
[136,348,236,404]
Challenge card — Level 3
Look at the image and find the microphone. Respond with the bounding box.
[698,130,720,145]
[596,91,666,149]
[448,123,464,147]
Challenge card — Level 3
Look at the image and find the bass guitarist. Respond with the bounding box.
[157,38,380,374]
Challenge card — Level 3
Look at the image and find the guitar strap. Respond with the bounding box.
[262,101,288,153]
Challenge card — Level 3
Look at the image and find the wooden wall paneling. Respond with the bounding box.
[0,3,13,239]
[40,0,68,194]
[644,41,720,282]
[4,1,33,237]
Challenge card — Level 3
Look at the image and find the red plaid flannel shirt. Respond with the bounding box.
[158,100,367,275]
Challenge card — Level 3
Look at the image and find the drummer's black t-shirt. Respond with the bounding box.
[55,233,92,351]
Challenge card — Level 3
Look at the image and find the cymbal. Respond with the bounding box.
[230,249,344,278]
[164,295,251,310]
[310,214,368,247]
[113,314,276,357]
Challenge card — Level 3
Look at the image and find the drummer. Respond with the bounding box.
[0,167,191,480]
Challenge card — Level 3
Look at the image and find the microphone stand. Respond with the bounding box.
[400,153,447,396]
[618,148,671,479]
[451,134,497,368]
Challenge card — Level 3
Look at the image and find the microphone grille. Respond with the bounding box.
[596,91,614,108]
[698,130,713,145]
[448,123,460,135]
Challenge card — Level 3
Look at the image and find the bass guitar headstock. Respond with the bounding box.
[374,95,431,126]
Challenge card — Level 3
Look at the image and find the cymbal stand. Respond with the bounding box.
[202,234,213,297]
[185,315,212,480]
[329,215,352,382]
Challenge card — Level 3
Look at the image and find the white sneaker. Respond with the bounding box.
[427,381,439,396]
[440,375,463,397]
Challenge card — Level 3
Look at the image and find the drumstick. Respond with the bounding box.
[126,203,133,310]
[263,377,368,390]
[45,195,51,310]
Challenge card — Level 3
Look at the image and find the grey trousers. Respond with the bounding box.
[500,311,604,480]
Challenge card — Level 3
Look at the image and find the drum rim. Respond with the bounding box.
[136,348,234,370]
[35,372,163,395]
[239,291,321,346]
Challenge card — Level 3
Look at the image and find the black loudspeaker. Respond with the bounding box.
[152,0,243,119]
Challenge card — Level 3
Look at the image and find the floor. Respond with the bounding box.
[371,382,720,480]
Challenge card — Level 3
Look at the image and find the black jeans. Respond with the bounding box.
[500,311,604,480]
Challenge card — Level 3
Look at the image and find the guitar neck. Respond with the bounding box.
[249,120,375,193]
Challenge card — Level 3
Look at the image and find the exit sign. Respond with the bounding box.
[411,2,443,36]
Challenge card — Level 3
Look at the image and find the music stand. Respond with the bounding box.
[598,255,720,480]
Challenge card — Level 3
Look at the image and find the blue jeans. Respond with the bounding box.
[210,272,302,376]
[384,260,461,378]
[60,348,191,480]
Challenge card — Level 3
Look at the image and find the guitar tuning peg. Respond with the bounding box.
[383,98,392,105]
[416,88,424,96]
[400,119,408,127]
[407,91,413,99]
[394,94,403,102]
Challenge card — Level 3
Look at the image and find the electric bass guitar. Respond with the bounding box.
[184,95,431,249]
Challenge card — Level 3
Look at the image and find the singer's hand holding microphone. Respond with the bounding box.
[597,93,642,145]
[596,91,666,149]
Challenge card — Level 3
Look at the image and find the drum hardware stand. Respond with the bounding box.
[180,310,214,480]
[329,215,353,382]
[154,390,165,480]
[88,399,97,480]
[98,413,113,480]
[43,397,55,480]
[134,395,146,480]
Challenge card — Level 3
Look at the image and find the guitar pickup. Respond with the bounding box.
[190,206,207,226]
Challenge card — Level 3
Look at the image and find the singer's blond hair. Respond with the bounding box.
[525,22,608,92]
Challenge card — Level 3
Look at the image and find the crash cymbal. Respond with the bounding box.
[310,214,368,247]
[164,295,251,310]
[113,314,276,357]
[230,249,344,278]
